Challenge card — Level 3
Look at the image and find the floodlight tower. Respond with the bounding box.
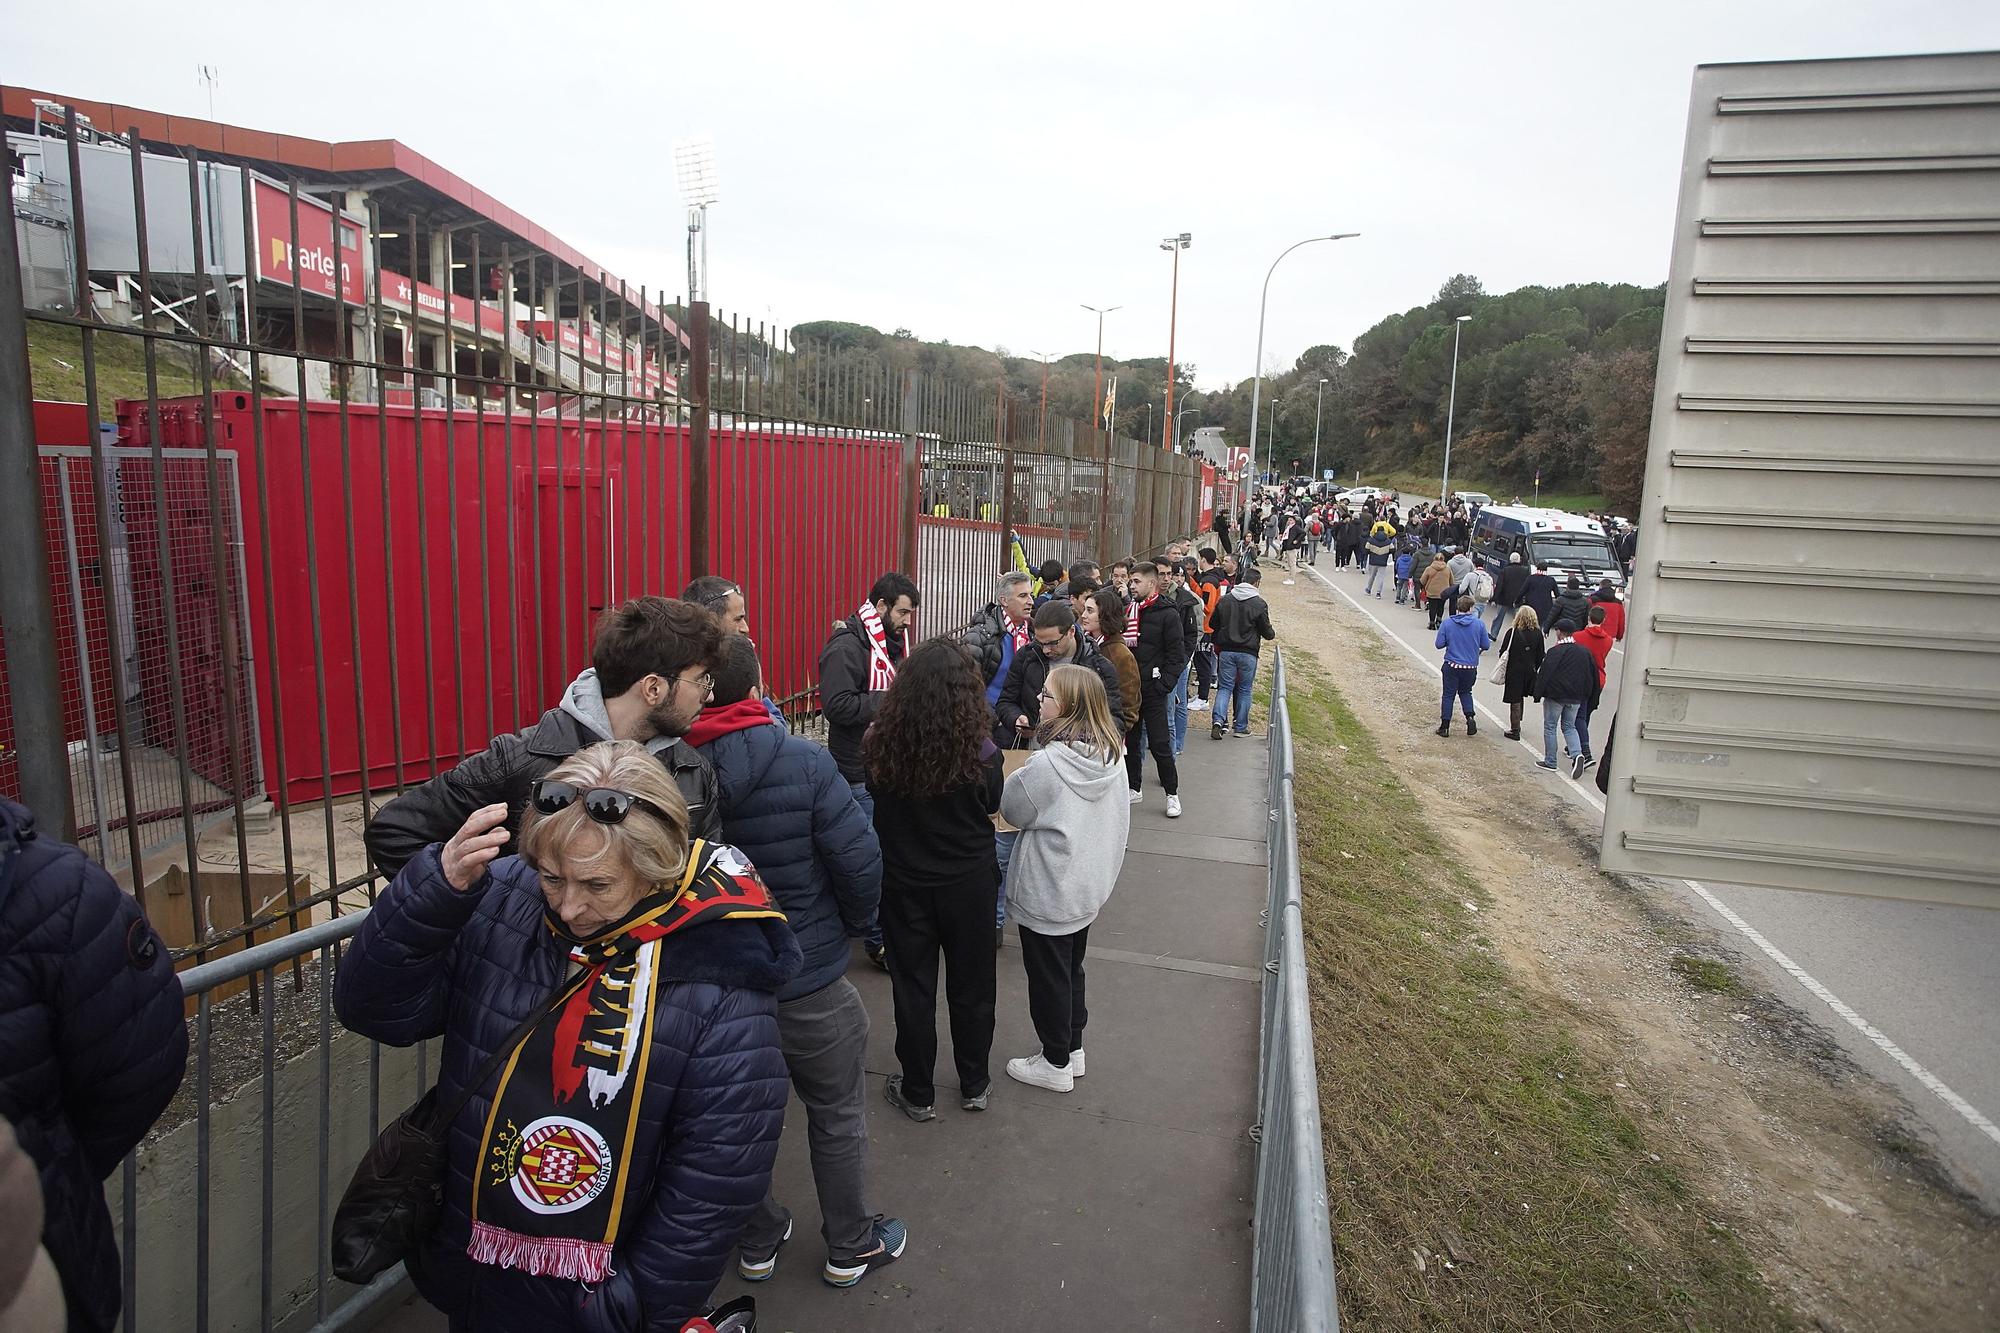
[673,137,720,302]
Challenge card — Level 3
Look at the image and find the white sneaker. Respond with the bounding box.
[1188,699,1208,712]
[1166,795,1182,818]
[1070,1050,1086,1077]
[1128,789,1142,804]
[1006,1052,1075,1093]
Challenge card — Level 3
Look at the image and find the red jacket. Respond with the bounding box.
[1574,623,1615,686]
[1590,594,1626,642]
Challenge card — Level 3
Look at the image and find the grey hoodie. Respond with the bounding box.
[1001,740,1131,935]
[560,668,681,763]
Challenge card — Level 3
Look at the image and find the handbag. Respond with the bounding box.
[330,979,578,1283]
[1487,632,1511,686]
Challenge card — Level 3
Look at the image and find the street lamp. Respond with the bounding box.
[1029,348,1055,452]
[1159,232,1191,450]
[1242,232,1359,543]
[1440,313,1472,504]
[1310,376,1328,486]
[1081,303,1122,439]
[1174,399,1201,452]
[1144,401,1154,447]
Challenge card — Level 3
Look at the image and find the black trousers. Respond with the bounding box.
[1125,687,1179,795]
[879,869,998,1105]
[1192,643,1216,700]
[1017,924,1089,1067]
[1426,594,1447,628]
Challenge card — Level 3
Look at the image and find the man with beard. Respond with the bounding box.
[365,595,723,875]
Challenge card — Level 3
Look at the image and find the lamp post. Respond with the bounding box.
[1159,231,1190,450]
[1174,400,1201,452]
[1310,375,1328,485]
[1440,313,1471,504]
[1144,401,1154,447]
[1242,232,1359,542]
[1028,349,1055,452]
[1081,303,1122,439]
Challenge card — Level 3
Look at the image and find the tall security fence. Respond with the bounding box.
[0,101,1214,949]
[1252,649,1340,1329]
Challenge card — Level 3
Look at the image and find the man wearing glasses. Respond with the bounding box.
[365,596,725,876]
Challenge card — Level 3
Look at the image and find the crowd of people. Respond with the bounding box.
[1234,481,1628,784]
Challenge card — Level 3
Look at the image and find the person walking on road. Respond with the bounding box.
[1434,595,1492,737]
[1551,575,1592,635]
[1122,561,1189,816]
[1488,551,1530,634]
[1573,605,1617,765]
[687,637,901,1291]
[1210,564,1276,739]
[1420,551,1454,630]
[1533,621,1598,778]
[1494,605,1546,740]
[1001,665,1130,1095]
[1519,560,1559,628]
[1590,580,1627,642]
[1362,522,1396,598]
[865,641,1004,1121]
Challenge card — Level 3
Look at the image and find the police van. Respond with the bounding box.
[1471,506,1625,591]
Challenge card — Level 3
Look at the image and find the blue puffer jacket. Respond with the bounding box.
[333,845,799,1332]
[0,798,187,1333]
[693,708,882,1002]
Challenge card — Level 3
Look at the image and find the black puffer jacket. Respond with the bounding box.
[959,603,1013,685]
[1534,640,1600,705]
[0,799,187,1333]
[365,700,721,876]
[818,615,908,784]
[994,640,1125,743]
[1128,596,1190,701]
[1550,586,1593,632]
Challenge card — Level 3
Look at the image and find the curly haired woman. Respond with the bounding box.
[863,639,1005,1121]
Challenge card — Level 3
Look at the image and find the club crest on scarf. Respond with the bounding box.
[468,841,786,1282]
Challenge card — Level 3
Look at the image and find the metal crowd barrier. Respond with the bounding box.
[116,907,418,1333]
[1250,649,1339,1330]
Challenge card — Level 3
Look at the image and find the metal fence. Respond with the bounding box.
[0,102,1212,935]
[1251,648,1340,1330]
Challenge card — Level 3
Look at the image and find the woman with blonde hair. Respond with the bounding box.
[336,740,801,1330]
[1000,664,1131,1094]
[1496,604,1547,741]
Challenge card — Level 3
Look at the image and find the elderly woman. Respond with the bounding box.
[336,740,799,1332]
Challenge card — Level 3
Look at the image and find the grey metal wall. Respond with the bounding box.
[1600,51,2000,908]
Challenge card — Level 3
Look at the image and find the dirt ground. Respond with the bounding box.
[1260,573,1998,1333]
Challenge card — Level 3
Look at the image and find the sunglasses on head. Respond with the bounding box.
[530,779,676,828]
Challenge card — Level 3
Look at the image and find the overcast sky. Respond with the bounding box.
[9,1,1998,387]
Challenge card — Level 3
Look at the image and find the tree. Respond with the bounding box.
[1435,273,1486,318]
[1585,348,1657,514]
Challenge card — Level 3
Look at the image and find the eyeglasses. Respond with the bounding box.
[1037,689,1057,703]
[665,670,714,697]
[530,779,677,828]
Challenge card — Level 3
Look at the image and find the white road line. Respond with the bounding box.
[1296,562,2000,1150]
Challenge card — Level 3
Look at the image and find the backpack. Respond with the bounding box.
[1471,567,1495,603]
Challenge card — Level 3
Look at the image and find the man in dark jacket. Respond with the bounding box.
[960,571,1035,706]
[688,637,901,1287]
[995,601,1124,743]
[1490,551,1531,634]
[1519,560,1560,628]
[1125,560,1189,814]
[0,798,187,1333]
[1533,620,1599,777]
[817,571,919,966]
[1210,563,1276,739]
[1551,575,1593,635]
[366,596,723,875]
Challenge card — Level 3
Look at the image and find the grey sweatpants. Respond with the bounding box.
[740,976,874,1260]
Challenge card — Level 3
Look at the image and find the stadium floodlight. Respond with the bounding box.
[673,136,720,304]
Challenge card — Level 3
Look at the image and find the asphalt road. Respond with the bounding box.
[1287,553,2000,1213]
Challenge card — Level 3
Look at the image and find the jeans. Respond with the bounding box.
[740,977,874,1260]
[1542,699,1583,766]
[880,868,999,1105]
[1395,574,1410,604]
[1576,698,1596,758]
[1017,924,1089,1068]
[1125,688,1179,795]
[1169,665,1190,755]
[1440,664,1478,724]
[848,781,883,951]
[994,829,1018,927]
[1489,601,1512,634]
[1363,562,1388,596]
[1215,650,1258,733]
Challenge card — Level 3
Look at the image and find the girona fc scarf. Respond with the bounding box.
[1007,615,1031,653]
[855,599,906,692]
[1125,595,1156,649]
[467,841,786,1282]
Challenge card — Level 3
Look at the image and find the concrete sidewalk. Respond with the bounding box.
[377,720,1270,1331]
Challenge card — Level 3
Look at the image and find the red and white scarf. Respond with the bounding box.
[1125,594,1156,648]
[856,598,907,692]
[1007,614,1031,653]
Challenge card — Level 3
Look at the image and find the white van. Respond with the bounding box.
[1471,505,1624,590]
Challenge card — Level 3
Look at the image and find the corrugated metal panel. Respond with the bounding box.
[1600,51,2000,908]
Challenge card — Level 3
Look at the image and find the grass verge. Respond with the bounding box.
[28,318,251,404]
[1282,644,1793,1331]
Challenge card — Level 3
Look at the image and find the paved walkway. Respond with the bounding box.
[376,722,1270,1331]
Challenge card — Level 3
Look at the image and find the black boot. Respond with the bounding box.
[1435,721,1451,738]
[1466,716,1477,736]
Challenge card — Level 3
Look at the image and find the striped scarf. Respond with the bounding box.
[1124,594,1156,648]
[856,599,905,692]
